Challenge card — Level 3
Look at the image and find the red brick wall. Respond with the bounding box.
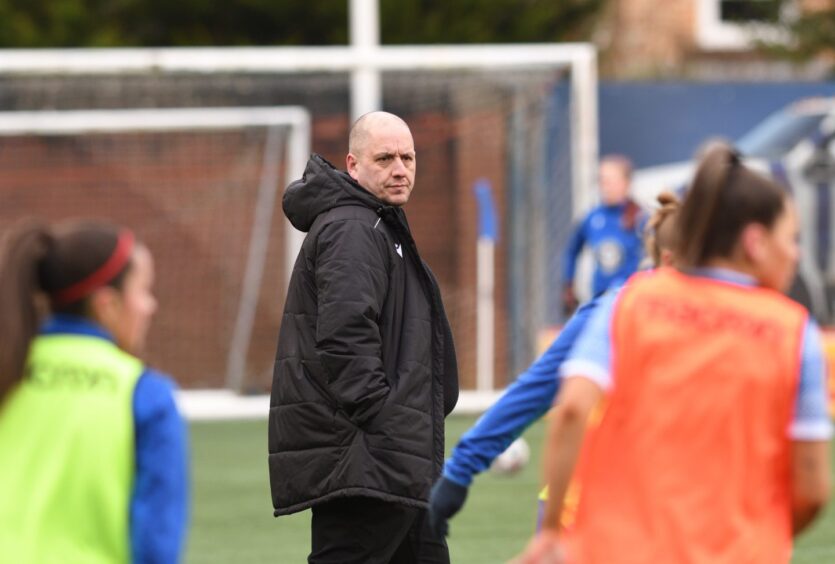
[1,132,278,388]
[600,0,696,77]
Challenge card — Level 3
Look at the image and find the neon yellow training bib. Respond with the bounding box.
[0,334,142,564]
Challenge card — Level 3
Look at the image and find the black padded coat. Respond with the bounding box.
[269,154,459,516]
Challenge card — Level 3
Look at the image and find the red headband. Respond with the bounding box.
[51,230,135,306]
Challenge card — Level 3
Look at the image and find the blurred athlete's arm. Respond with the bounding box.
[428,299,601,537]
[539,377,602,531]
[513,293,617,564]
[789,320,832,535]
[538,291,617,531]
[792,441,830,534]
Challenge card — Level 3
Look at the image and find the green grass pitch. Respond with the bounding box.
[187,417,835,563]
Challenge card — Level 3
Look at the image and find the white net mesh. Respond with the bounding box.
[0,122,292,390]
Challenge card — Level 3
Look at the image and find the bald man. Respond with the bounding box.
[269,112,459,563]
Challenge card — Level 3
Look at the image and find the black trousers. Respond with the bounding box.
[309,496,450,564]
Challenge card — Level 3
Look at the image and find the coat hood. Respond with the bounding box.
[283,153,384,232]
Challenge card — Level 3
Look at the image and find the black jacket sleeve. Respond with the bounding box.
[441,312,459,416]
[314,218,391,426]
[423,263,459,416]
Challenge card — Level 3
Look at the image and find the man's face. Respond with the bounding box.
[347,120,416,206]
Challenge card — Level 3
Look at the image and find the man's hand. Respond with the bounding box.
[427,476,469,538]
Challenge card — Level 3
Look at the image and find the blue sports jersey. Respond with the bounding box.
[442,298,600,487]
[563,203,645,297]
[42,315,189,564]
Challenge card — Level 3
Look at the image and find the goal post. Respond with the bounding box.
[0,44,597,218]
[0,43,597,400]
[0,106,310,393]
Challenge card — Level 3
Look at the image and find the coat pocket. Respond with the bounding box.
[301,359,359,445]
[300,359,338,408]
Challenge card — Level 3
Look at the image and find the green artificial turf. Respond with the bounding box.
[186,417,835,563]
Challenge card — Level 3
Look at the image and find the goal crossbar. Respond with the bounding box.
[0,45,597,216]
[0,44,593,74]
[0,107,310,136]
[0,43,599,395]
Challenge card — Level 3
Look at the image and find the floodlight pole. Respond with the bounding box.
[350,0,382,120]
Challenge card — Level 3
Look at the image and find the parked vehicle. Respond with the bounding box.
[632,98,835,323]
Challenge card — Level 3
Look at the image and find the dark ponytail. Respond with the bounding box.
[0,221,53,401]
[676,143,787,269]
[0,219,132,402]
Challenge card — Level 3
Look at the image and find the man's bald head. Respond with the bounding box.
[346,111,416,207]
[348,111,411,156]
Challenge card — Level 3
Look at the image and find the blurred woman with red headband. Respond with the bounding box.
[0,220,188,564]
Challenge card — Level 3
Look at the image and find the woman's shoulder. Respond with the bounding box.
[134,368,181,420]
[138,367,179,391]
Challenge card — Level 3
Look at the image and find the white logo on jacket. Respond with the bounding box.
[395,243,403,258]
[595,239,624,273]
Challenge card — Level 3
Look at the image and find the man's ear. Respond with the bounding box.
[346,153,359,181]
[87,286,121,330]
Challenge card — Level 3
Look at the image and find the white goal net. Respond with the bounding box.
[0,106,309,392]
[0,44,596,396]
